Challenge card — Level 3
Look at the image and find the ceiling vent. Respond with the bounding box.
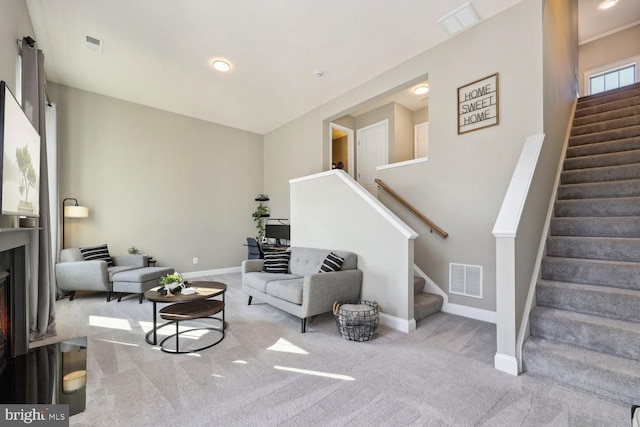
[437,2,481,37]
[85,35,103,53]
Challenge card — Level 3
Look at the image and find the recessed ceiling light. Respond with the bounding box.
[599,0,618,9]
[211,59,231,72]
[414,85,429,95]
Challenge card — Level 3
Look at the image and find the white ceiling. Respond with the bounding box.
[25,0,640,135]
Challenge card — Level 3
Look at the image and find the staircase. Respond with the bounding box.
[522,82,640,404]
[413,275,443,321]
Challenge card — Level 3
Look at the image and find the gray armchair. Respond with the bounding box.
[56,248,148,301]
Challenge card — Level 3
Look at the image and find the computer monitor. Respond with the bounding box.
[265,224,290,243]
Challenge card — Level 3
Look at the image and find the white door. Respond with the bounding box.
[357,120,388,195]
[414,122,428,159]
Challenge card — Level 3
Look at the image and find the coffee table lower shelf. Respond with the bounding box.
[146,299,225,354]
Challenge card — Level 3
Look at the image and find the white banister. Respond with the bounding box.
[492,133,545,375]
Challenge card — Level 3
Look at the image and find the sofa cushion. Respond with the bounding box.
[319,252,344,273]
[244,272,300,293]
[266,278,304,305]
[80,244,114,267]
[289,248,328,276]
[107,266,140,282]
[262,251,291,273]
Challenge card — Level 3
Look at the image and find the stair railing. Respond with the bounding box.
[375,178,448,239]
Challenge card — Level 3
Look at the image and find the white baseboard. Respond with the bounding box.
[442,302,496,324]
[379,313,416,333]
[181,266,241,279]
[494,353,519,376]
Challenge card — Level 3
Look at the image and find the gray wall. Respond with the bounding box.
[50,83,264,273]
[264,0,547,313]
[578,24,640,95]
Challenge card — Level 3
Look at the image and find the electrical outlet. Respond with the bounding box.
[193,257,198,264]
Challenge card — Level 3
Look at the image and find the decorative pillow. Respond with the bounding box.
[262,251,291,273]
[319,252,344,273]
[80,244,114,267]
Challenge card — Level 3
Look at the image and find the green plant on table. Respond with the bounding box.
[252,203,269,242]
[159,272,183,286]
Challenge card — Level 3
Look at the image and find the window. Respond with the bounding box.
[589,64,635,95]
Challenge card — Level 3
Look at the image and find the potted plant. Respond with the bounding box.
[128,246,140,255]
[252,203,269,241]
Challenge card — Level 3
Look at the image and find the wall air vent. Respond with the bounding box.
[449,263,483,298]
[437,2,481,37]
[85,35,103,53]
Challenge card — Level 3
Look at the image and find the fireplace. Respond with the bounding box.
[0,229,33,374]
[0,245,28,376]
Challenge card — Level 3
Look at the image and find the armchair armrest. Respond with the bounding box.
[112,255,148,268]
[242,259,264,275]
[302,269,363,316]
[55,260,110,292]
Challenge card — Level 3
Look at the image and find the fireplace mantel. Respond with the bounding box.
[0,227,39,356]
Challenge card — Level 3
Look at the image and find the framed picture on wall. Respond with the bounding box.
[457,73,499,134]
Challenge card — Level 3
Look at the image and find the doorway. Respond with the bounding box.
[329,123,354,178]
[356,119,388,196]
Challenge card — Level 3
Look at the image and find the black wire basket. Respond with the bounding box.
[333,300,381,342]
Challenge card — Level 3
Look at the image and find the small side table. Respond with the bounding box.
[147,257,156,267]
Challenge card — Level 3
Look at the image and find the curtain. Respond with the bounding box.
[21,37,57,341]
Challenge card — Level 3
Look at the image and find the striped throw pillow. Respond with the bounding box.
[262,251,290,273]
[80,244,114,267]
[319,252,344,273]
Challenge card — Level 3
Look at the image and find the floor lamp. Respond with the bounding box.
[62,198,89,249]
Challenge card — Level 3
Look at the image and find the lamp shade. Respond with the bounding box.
[64,205,89,218]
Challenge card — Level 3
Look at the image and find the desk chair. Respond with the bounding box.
[246,237,264,259]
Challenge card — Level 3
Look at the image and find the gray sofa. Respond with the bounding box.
[56,248,170,302]
[242,247,362,332]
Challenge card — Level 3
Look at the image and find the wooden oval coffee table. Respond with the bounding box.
[144,281,227,353]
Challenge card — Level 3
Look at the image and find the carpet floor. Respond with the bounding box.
[36,272,628,426]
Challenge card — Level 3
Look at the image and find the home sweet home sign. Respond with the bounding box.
[457,73,499,134]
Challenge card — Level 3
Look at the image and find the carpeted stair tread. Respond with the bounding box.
[554,196,640,217]
[563,148,640,171]
[568,124,640,147]
[566,135,640,158]
[414,292,443,321]
[536,279,640,324]
[413,275,425,296]
[546,236,640,262]
[550,217,640,238]
[575,82,640,110]
[530,306,640,359]
[571,114,640,137]
[573,104,640,127]
[574,93,640,119]
[561,162,640,185]
[541,256,640,290]
[557,178,640,199]
[522,336,640,405]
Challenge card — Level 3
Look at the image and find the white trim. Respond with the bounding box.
[376,157,428,171]
[290,169,418,239]
[329,122,355,178]
[442,302,496,324]
[583,55,640,96]
[494,353,518,376]
[492,134,545,238]
[379,312,416,333]
[579,20,640,46]
[181,266,241,279]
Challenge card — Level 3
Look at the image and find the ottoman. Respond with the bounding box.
[112,267,174,303]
